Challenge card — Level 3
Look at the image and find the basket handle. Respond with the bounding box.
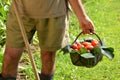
[72,32,103,46]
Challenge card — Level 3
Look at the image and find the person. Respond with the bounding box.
[0,0,94,80]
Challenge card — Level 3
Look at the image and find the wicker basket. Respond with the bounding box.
[70,32,103,68]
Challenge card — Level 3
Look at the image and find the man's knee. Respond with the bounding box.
[4,46,23,60]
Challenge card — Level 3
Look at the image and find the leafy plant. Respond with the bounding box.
[0,0,11,46]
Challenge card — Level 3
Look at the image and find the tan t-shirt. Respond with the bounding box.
[10,0,67,18]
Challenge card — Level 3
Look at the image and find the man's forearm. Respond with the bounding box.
[68,0,87,20]
[68,0,95,34]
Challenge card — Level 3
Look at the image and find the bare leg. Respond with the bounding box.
[1,46,23,78]
[41,50,56,76]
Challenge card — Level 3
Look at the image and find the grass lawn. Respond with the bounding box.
[54,0,120,80]
[0,0,120,80]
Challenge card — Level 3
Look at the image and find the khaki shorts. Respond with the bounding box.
[6,12,69,51]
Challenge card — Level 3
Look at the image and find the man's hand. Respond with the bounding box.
[79,16,94,34]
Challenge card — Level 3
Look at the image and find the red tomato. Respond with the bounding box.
[71,44,78,50]
[82,42,91,47]
[91,39,99,47]
[85,44,93,50]
[76,42,84,50]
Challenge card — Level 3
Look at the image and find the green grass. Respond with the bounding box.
[55,0,120,80]
[0,0,120,80]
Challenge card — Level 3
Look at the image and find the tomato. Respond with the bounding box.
[85,44,93,50]
[91,39,99,47]
[81,42,93,50]
[82,42,91,47]
[71,44,78,50]
[76,42,84,50]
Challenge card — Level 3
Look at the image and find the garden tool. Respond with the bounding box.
[12,0,40,80]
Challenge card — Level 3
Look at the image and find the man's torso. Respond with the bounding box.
[10,0,67,18]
